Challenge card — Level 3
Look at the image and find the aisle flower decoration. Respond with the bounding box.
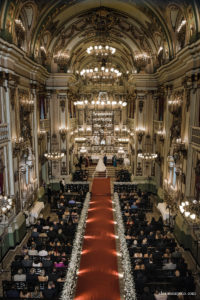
[114,192,137,300]
[61,192,90,299]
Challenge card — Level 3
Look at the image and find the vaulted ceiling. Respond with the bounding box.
[0,0,200,74]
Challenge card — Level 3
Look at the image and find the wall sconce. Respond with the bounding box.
[136,128,145,143]
[157,130,165,143]
[168,94,182,115]
[38,130,46,143]
[59,127,68,142]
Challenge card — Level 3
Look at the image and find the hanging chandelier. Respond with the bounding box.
[138,134,157,161]
[54,51,70,69]
[134,51,151,70]
[80,66,122,81]
[179,198,199,222]
[74,92,127,107]
[138,153,158,161]
[0,195,13,215]
[86,45,116,56]
[44,152,64,161]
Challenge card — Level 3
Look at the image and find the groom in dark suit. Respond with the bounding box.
[103,154,107,166]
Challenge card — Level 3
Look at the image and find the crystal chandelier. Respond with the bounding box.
[179,198,199,221]
[138,153,158,161]
[80,66,122,81]
[0,195,13,215]
[138,134,157,161]
[168,94,182,114]
[86,45,116,56]
[15,19,25,33]
[44,152,64,161]
[54,51,70,69]
[134,51,151,70]
[74,92,127,107]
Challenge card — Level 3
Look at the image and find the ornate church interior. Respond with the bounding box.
[0,0,200,299]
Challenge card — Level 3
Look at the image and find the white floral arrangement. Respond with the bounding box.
[114,192,137,300]
[61,192,90,300]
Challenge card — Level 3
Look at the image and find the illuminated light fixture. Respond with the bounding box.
[80,146,87,154]
[134,51,151,71]
[138,153,158,160]
[59,127,68,141]
[40,46,46,54]
[86,45,116,56]
[184,211,190,217]
[80,66,122,81]
[118,147,125,154]
[15,19,25,32]
[44,152,64,161]
[179,205,184,214]
[118,138,129,143]
[158,46,163,55]
[115,127,120,131]
[0,195,13,216]
[53,51,70,68]
[75,137,86,142]
[190,214,196,220]
[177,20,186,33]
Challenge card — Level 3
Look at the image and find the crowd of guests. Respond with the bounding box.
[2,189,87,299]
[72,170,88,181]
[119,189,196,300]
[116,169,131,182]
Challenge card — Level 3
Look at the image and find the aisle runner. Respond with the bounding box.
[75,178,121,300]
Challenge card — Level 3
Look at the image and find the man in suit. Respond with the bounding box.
[103,154,107,166]
[22,255,32,268]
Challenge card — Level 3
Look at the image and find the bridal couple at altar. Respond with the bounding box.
[95,154,107,173]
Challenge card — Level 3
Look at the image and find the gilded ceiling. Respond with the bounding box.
[0,0,199,74]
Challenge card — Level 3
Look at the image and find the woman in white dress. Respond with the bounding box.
[95,155,106,172]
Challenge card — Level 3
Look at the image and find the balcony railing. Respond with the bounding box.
[191,126,200,147]
[0,123,9,142]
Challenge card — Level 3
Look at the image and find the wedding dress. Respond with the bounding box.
[95,156,106,172]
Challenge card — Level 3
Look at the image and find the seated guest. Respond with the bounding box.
[172,247,182,259]
[13,268,26,281]
[154,290,167,300]
[28,245,38,256]
[162,259,176,270]
[6,284,20,298]
[31,285,43,299]
[33,257,43,267]
[49,267,59,281]
[131,202,138,210]
[26,267,38,282]
[47,226,57,241]
[54,259,66,268]
[22,255,32,267]
[43,281,56,299]
[141,287,155,300]
[38,247,48,257]
[173,269,184,291]
[43,255,53,269]
[38,269,48,282]
[20,289,31,299]
[32,227,39,238]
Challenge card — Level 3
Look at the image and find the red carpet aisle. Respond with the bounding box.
[75,178,121,300]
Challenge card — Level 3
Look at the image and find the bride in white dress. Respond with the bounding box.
[95,155,106,172]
